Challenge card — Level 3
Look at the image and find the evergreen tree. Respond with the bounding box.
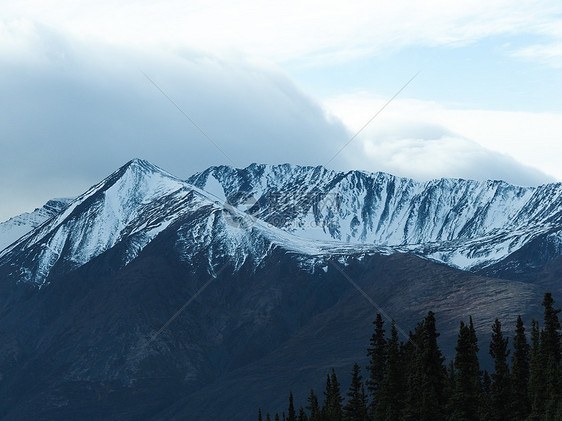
[305,389,320,421]
[343,363,368,421]
[489,318,512,420]
[259,408,263,421]
[541,292,561,364]
[375,320,404,421]
[266,413,271,421]
[419,311,447,421]
[479,370,492,420]
[297,407,308,421]
[541,293,561,418]
[528,319,546,419]
[275,413,280,421]
[402,312,447,421]
[288,392,296,421]
[511,315,530,420]
[322,369,343,421]
[366,313,386,416]
[450,320,481,420]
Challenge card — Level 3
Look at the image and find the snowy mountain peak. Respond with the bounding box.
[3,160,562,287]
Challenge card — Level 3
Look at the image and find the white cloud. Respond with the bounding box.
[324,94,559,185]
[2,1,562,65]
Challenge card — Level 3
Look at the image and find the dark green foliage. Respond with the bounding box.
[511,315,530,420]
[259,408,263,421]
[322,369,344,421]
[450,319,481,421]
[479,370,492,420]
[306,388,320,421]
[403,311,447,421]
[267,293,562,421]
[374,320,404,421]
[541,292,561,364]
[489,318,512,420]
[342,363,368,421]
[297,407,308,421]
[288,392,296,421]
[366,313,386,416]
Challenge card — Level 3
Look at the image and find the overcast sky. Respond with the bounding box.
[2,1,562,221]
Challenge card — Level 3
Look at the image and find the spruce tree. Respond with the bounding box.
[528,319,546,419]
[450,320,481,420]
[489,318,512,420]
[322,369,343,421]
[266,413,271,421]
[297,407,308,421]
[419,311,447,421]
[259,408,263,421]
[541,293,561,418]
[375,320,404,421]
[366,313,386,416]
[343,363,368,421]
[288,392,296,421]
[479,370,492,420]
[306,389,320,421]
[511,315,530,420]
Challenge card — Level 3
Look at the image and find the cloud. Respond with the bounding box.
[356,124,551,186]
[2,1,562,66]
[0,23,350,220]
[0,21,556,222]
[325,94,560,185]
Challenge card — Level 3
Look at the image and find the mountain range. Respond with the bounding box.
[0,159,560,420]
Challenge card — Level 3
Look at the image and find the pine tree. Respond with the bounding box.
[419,311,447,421]
[375,320,404,421]
[266,413,271,421]
[322,369,343,421]
[288,392,296,421]
[343,363,368,421]
[511,315,530,420]
[528,319,546,419]
[489,318,511,420]
[305,388,320,421]
[366,313,386,416]
[275,413,280,421]
[541,293,561,418]
[479,370,492,420]
[259,408,263,421]
[541,292,561,364]
[297,407,308,421]
[402,312,447,421]
[450,319,481,420]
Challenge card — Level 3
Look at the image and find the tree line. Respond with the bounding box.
[258,292,562,421]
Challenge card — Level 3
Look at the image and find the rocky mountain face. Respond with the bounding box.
[190,164,562,272]
[0,159,559,420]
[0,198,73,251]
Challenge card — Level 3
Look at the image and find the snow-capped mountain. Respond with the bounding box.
[0,198,73,251]
[3,159,562,287]
[189,164,562,270]
[0,160,389,287]
[0,159,556,420]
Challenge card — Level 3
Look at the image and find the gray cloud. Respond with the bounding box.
[0,26,351,220]
[0,24,555,221]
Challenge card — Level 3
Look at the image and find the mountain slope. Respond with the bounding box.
[0,198,73,251]
[189,164,562,271]
[0,159,557,420]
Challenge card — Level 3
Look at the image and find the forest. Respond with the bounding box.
[258,292,562,421]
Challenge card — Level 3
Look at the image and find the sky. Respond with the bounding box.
[1,0,562,221]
